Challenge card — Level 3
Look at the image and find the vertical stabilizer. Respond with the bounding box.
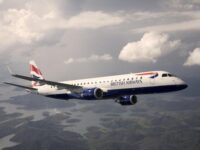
[29,60,44,88]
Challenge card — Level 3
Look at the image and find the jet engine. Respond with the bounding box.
[116,95,137,106]
[81,88,104,99]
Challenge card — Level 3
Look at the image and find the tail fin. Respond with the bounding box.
[29,60,44,88]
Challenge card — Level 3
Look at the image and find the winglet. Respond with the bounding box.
[7,66,13,75]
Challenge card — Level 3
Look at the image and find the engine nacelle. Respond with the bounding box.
[116,95,137,106]
[81,88,103,99]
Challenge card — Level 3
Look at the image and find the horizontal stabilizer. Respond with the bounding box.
[4,82,37,91]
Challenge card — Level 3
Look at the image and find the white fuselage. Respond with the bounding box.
[36,71,187,100]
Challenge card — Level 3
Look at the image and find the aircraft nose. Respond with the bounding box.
[181,83,188,89]
[176,78,188,90]
[178,79,188,90]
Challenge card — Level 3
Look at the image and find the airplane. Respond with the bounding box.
[4,60,188,106]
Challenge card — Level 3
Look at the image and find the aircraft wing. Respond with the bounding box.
[11,74,83,92]
[4,82,37,91]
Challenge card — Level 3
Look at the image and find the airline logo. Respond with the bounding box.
[111,80,142,86]
[30,65,43,77]
[30,64,44,87]
[136,72,158,79]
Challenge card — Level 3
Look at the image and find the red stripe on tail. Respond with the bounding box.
[30,65,42,75]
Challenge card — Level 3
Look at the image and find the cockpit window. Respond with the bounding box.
[162,73,175,77]
[162,74,168,77]
[168,74,172,77]
[168,74,176,77]
[168,74,174,77]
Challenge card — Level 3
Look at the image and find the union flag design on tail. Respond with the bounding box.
[29,60,44,88]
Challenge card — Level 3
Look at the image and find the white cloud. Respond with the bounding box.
[64,54,113,64]
[0,6,124,53]
[167,0,200,10]
[0,0,4,4]
[119,32,180,63]
[0,0,199,54]
[66,11,124,29]
[2,9,43,43]
[0,0,65,49]
[0,9,61,51]
[132,19,200,33]
[125,12,166,21]
[184,48,200,66]
[128,10,200,21]
[131,11,200,33]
